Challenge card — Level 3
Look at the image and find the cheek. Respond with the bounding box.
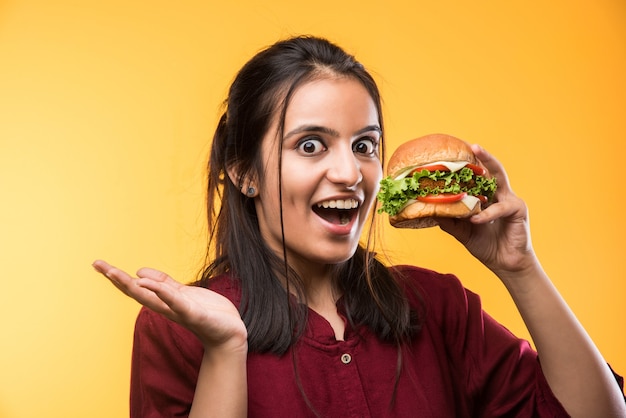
[283,182,314,210]
[365,163,383,191]
[280,161,318,195]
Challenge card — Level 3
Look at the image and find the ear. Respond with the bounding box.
[226,164,258,197]
[226,164,242,190]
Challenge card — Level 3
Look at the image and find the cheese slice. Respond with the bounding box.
[394,161,469,180]
[460,194,480,210]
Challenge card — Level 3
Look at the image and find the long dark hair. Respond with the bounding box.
[196,35,422,355]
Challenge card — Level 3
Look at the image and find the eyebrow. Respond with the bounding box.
[283,124,382,140]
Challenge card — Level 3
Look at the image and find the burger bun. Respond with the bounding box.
[386,133,487,229]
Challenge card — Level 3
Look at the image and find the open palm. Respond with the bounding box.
[93,260,247,350]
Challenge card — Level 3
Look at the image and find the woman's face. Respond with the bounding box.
[254,76,382,277]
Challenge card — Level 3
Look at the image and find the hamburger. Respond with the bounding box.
[377,133,497,229]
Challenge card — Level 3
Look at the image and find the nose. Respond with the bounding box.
[326,146,363,189]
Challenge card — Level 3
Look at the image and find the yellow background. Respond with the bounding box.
[1,1,624,416]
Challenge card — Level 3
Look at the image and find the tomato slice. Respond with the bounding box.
[411,164,450,174]
[465,163,486,176]
[417,192,467,203]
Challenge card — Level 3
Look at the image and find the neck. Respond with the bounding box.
[305,275,338,309]
[283,260,346,341]
[301,269,345,342]
[283,259,339,306]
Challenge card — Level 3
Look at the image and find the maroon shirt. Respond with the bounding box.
[130,265,579,417]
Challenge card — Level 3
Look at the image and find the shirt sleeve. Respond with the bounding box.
[400,265,571,416]
[465,307,569,417]
[417,267,626,417]
[130,307,204,418]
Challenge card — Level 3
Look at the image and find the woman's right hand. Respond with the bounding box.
[92,260,248,352]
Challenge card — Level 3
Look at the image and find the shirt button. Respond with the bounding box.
[340,353,352,364]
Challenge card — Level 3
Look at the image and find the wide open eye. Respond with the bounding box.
[297,137,326,155]
[353,137,377,156]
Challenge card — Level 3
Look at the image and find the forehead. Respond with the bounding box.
[284,76,379,126]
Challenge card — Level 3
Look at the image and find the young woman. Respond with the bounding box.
[93,36,625,417]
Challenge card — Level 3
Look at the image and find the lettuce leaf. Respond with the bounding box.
[377,167,497,216]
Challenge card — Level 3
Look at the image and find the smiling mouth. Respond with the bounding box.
[313,199,359,226]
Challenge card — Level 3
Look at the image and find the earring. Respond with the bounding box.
[246,186,256,197]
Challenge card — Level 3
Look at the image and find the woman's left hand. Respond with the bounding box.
[436,144,537,277]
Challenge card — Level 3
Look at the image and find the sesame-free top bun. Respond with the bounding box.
[386,133,483,229]
[387,133,477,179]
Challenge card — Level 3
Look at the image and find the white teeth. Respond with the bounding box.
[316,199,359,209]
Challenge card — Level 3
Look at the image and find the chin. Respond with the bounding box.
[317,245,360,265]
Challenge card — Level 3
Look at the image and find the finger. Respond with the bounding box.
[471,144,512,192]
[470,144,501,174]
[136,267,185,304]
[134,269,190,313]
[93,260,173,310]
[93,260,136,288]
[472,195,525,225]
[136,277,187,312]
[92,259,114,276]
[136,267,177,284]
